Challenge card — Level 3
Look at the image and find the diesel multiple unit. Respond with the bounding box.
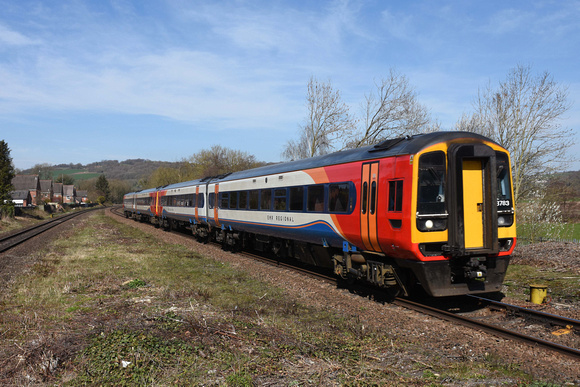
[123,132,516,297]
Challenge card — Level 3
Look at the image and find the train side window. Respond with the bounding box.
[289,186,304,211]
[329,183,349,213]
[388,180,403,212]
[307,185,324,212]
[220,192,229,209]
[362,182,368,214]
[370,181,377,215]
[260,189,271,210]
[249,190,259,210]
[197,193,205,208]
[239,191,248,210]
[274,188,287,211]
[229,191,238,209]
[190,194,196,207]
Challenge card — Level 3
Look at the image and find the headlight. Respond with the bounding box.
[497,214,513,227]
[417,218,447,232]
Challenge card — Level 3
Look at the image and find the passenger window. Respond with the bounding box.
[328,183,349,213]
[208,193,215,209]
[239,191,248,209]
[197,193,204,208]
[229,192,238,209]
[274,189,287,211]
[307,185,324,212]
[388,180,403,212]
[289,186,304,211]
[260,189,271,210]
[220,192,229,209]
[249,190,259,210]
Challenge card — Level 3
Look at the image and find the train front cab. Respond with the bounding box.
[404,140,516,297]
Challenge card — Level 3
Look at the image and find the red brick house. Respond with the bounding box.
[53,183,63,203]
[76,190,89,204]
[63,185,76,204]
[11,175,41,206]
[40,180,53,203]
[10,190,33,207]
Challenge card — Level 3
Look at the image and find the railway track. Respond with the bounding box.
[111,208,579,360]
[393,296,580,360]
[0,207,102,253]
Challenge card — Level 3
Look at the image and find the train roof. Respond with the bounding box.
[209,131,499,183]
[123,131,501,192]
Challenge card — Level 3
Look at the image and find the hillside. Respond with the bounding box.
[24,159,181,184]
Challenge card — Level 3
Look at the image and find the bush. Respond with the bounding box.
[0,204,15,219]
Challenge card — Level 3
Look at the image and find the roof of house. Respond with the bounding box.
[63,185,75,196]
[12,175,40,191]
[53,183,63,194]
[76,190,88,197]
[40,180,53,192]
[10,190,31,200]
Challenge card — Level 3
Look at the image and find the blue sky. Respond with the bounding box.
[1,0,579,171]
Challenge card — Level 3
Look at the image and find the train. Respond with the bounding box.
[123,131,516,297]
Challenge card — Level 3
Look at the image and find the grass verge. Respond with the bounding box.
[0,213,559,385]
[503,264,580,303]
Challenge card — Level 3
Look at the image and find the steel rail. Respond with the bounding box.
[0,207,102,253]
[467,294,580,330]
[393,297,580,360]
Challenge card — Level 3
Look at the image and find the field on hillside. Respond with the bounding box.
[51,169,101,182]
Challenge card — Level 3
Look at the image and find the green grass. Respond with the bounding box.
[503,264,580,303]
[517,221,580,242]
[0,213,562,385]
[51,169,101,182]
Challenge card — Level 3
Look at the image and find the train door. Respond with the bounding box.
[213,183,220,227]
[462,159,484,249]
[195,186,200,222]
[360,161,380,251]
[448,144,498,254]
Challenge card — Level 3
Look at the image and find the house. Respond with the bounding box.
[11,175,41,206]
[63,185,76,204]
[40,180,53,203]
[76,190,89,204]
[53,183,63,203]
[10,190,33,207]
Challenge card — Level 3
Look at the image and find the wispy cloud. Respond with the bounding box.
[0,23,39,45]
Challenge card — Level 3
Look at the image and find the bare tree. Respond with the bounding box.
[30,163,53,180]
[282,77,356,160]
[349,69,436,148]
[456,65,573,205]
[188,145,262,178]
